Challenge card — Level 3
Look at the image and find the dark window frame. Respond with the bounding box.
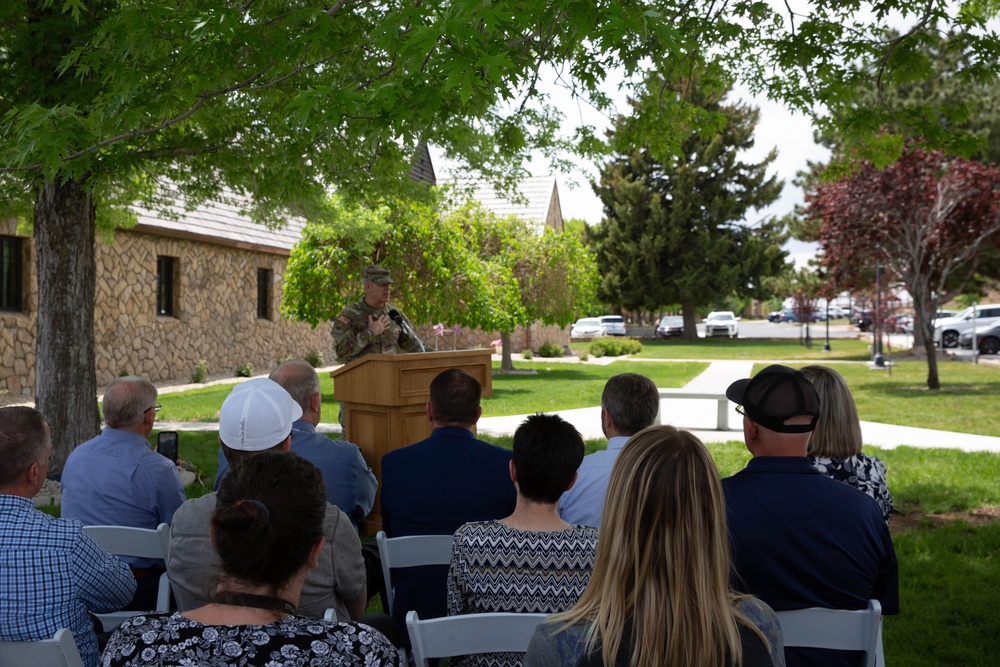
[156,255,176,317]
[257,268,272,320]
[0,236,24,312]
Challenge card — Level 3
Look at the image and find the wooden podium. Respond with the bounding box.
[331,348,493,533]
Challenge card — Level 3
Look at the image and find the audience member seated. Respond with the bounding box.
[0,407,135,667]
[167,378,368,621]
[447,413,598,667]
[799,364,893,523]
[213,360,378,529]
[60,376,185,611]
[380,368,516,646]
[723,365,898,667]
[558,372,659,527]
[524,425,784,667]
[102,451,400,666]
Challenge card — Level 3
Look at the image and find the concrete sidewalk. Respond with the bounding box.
[158,359,1000,454]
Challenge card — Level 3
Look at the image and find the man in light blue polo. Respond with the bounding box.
[60,375,185,611]
[558,372,659,527]
[213,360,377,527]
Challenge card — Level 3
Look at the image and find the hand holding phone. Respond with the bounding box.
[157,431,179,462]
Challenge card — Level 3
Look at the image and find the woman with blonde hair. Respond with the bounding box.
[799,364,893,522]
[523,426,784,667]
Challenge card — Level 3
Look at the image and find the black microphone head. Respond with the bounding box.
[388,309,403,324]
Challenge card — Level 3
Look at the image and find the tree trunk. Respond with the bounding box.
[681,298,699,339]
[921,321,940,390]
[500,331,514,372]
[34,176,101,475]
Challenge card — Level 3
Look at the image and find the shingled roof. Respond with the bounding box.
[444,175,564,232]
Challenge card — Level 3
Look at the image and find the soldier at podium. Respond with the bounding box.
[332,265,424,364]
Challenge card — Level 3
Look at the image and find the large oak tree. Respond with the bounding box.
[2,1,999,469]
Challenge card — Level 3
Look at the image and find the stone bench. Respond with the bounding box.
[655,388,733,431]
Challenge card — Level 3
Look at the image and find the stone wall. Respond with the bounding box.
[1,225,332,399]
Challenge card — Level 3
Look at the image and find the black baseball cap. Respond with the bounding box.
[725,365,820,434]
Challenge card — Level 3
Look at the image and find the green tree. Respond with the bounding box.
[591,69,788,337]
[3,2,999,469]
[283,196,597,371]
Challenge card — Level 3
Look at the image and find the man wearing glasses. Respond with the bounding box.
[61,375,185,611]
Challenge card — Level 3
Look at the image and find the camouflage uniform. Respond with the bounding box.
[331,298,422,364]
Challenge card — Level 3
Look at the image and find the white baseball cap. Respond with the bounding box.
[219,378,303,452]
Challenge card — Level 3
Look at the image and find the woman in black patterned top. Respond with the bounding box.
[447,413,599,667]
[102,451,399,667]
[800,365,893,522]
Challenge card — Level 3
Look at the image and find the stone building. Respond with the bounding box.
[1,198,331,401]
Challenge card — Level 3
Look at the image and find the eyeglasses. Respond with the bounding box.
[735,405,747,418]
[146,404,162,413]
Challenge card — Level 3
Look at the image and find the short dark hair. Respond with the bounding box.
[512,413,585,504]
[0,407,50,487]
[219,441,285,472]
[429,368,481,426]
[602,373,659,435]
[212,451,326,592]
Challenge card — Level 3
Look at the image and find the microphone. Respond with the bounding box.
[388,309,426,352]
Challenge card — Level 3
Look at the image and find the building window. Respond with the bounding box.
[0,236,23,312]
[257,268,272,320]
[156,256,176,317]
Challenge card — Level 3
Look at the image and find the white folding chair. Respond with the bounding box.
[775,599,884,667]
[0,628,86,667]
[375,530,455,614]
[406,611,549,667]
[83,523,172,630]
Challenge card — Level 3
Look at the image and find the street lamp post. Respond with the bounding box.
[873,262,885,367]
[823,301,831,352]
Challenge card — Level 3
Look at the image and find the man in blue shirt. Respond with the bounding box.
[558,372,659,527]
[213,360,378,528]
[722,365,899,667]
[61,375,185,611]
[381,368,517,648]
[0,407,135,667]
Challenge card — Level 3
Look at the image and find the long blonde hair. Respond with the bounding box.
[799,365,863,459]
[550,426,763,667]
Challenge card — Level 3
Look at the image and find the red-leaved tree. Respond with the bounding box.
[806,145,1000,389]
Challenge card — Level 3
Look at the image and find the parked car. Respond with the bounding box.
[704,311,739,338]
[599,315,627,336]
[959,323,1000,355]
[767,309,785,323]
[891,314,913,334]
[656,315,685,338]
[825,305,849,319]
[934,304,1000,348]
[570,317,604,337]
[773,308,819,323]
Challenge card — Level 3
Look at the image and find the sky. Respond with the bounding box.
[428,76,829,269]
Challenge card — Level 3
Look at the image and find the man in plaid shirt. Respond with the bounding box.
[0,407,135,667]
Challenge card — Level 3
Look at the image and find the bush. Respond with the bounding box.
[579,352,589,362]
[521,348,534,360]
[190,359,208,384]
[537,342,564,358]
[235,362,254,378]
[589,337,642,357]
[304,349,324,368]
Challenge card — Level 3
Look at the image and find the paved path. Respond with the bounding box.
[157,359,1000,454]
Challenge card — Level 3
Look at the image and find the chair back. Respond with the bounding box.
[406,611,548,667]
[83,523,172,629]
[775,599,883,667]
[0,628,86,667]
[376,530,455,613]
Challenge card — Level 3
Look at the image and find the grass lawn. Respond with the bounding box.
[162,430,1000,666]
[154,360,708,422]
[571,337,875,360]
[756,360,1000,437]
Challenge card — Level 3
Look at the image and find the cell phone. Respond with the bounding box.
[157,431,179,462]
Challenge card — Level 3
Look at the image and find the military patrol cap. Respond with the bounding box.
[364,266,393,286]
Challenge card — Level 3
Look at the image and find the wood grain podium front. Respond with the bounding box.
[331,349,493,533]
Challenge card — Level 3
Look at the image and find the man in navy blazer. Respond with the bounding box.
[380,368,516,647]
